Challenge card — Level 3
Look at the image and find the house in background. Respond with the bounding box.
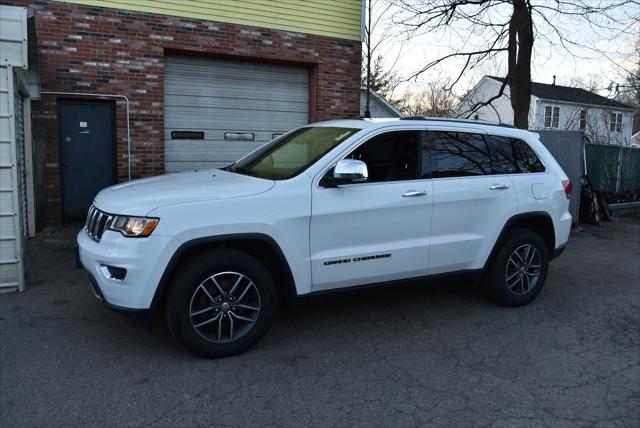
[455,76,635,146]
[4,0,363,227]
[360,88,403,118]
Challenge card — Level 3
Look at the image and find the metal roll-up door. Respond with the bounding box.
[164,56,310,172]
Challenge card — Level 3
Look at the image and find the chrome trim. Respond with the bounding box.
[402,190,428,197]
[100,265,124,281]
[84,205,113,242]
[334,159,369,182]
[489,183,510,190]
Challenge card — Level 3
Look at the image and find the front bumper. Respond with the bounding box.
[76,229,180,310]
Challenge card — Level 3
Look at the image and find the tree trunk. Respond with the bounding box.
[507,0,534,129]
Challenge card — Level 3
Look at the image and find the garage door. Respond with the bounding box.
[164,56,309,172]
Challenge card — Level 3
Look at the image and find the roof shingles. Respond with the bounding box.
[487,76,634,110]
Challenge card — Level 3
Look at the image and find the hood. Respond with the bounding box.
[93,169,275,216]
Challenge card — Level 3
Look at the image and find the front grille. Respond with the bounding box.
[85,206,113,242]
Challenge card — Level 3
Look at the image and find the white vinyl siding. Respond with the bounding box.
[0,67,27,292]
[1,6,32,293]
[164,56,309,172]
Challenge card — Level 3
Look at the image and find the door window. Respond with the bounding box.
[485,135,545,173]
[345,131,420,182]
[429,131,492,178]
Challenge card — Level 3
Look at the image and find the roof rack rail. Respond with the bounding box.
[399,116,515,128]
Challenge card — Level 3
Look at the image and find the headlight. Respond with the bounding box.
[110,216,159,237]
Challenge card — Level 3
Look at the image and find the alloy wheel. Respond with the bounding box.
[189,271,261,343]
[505,244,542,296]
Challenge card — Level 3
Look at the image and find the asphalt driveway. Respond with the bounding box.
[1,218,639,427]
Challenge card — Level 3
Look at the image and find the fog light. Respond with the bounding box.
[100,264,127,281]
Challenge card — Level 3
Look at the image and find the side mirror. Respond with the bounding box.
[321,159,369,187]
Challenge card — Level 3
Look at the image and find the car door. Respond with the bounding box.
[427,128,518,275]
[309,130,433,291]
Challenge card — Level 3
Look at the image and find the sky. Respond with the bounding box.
[371,0,639,98]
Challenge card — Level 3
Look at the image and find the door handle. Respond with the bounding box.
[402,190,427,197]
[489,184,510,190]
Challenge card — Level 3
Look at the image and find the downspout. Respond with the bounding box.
[40,91,132,181]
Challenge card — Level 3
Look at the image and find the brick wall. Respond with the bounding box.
[6,0,361,226]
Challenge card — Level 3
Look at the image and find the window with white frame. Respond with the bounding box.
[610,112,623,133]
[544,106,560,128]
[579,110,587,130]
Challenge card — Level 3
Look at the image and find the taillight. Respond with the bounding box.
[562,180,572,199]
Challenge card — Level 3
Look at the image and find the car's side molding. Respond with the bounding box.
[150,233,297,309]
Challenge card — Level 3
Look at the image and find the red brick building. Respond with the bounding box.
[5,0,362,226]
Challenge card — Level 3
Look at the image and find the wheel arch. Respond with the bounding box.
[151,233,297,310]
[484,211,556,272]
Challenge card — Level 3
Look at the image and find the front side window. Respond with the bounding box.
[232,127,359,180]
[429,131,492,178]
[345,131,420,182]
[610,112,623,133]
[544,106,560,128]
[486,135,545,174]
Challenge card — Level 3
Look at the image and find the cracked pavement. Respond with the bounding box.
[1,217,639,427]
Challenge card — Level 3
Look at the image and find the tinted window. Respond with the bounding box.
[233,127,359,180]
[346,131,420,182]
[486,135,545,174]
[430,131,491,178]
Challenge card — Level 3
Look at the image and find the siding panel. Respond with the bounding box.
[57,0,362,40]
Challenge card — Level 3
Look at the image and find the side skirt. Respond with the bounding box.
[300,269,483,299]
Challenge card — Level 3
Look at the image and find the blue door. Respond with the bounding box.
[59,100,116,221]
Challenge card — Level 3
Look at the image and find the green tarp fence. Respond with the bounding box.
[585,144,640,193]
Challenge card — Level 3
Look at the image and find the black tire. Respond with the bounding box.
[482,228,549,307]
[165,248,278,358]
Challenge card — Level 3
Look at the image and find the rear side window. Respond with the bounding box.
[430,131,492,178]
[486,135,545,174]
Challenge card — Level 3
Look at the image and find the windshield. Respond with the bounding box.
[230,127,360,180]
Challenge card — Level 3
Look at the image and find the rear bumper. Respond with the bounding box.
[550,244,566,261]
[553,211,572,259]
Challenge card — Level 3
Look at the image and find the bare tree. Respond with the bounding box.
[362,55,402,104]
[396,81,457,117]
[616,34,640,132]
[392,0,638,129]
[563,74,605,93]
[363,0,401,117]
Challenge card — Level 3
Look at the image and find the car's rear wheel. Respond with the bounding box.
[483,228,549,306]
[165,248,277,358]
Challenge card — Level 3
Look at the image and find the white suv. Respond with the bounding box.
[76,118,572,357]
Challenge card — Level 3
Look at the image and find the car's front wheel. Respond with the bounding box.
[165,248,277,358]
[483,228,549,306]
